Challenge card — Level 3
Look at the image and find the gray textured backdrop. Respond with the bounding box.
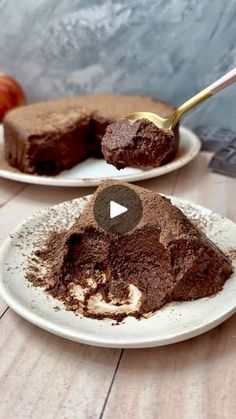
[0,0,236,129]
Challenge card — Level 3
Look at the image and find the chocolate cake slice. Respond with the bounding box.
[101,118,177,169]
[32,180,232,320]
[4,94,179,175]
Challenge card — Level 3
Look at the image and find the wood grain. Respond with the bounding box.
[0,178,26,208]
[0,310,121,419]
[0,301,7,315]
[103,317,236,419]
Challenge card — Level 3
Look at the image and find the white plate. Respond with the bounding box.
[0,195,235,348]
[0,125,200,187]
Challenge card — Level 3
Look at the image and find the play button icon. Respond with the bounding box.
[110,201,128,219]
[93,184,143,235]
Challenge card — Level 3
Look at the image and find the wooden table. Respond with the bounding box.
[0,152,236,419]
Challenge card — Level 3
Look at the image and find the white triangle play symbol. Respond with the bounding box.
[110,200,128,219]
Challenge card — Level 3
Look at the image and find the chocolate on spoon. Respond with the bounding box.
[102,68,236,169]
[102,117,178,170]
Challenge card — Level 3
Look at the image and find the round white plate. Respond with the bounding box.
[0,195,235,348]
[0,125,200,187]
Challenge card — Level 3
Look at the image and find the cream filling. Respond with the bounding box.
[69,276,142,316]
[69,275,100,303]
[87,284,142,315]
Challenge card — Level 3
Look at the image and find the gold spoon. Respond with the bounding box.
[127,68,236,130]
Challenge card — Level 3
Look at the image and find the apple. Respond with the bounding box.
[0,73,26,122]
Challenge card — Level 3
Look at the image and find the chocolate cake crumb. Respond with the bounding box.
[102,118,178,169]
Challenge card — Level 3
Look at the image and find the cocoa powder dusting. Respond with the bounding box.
[25,181,234,323]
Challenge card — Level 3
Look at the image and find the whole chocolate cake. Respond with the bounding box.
[29,180,232,321]
[4,94,179,175]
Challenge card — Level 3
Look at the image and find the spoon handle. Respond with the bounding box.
[208,68,236,94]
[172,68,236,127]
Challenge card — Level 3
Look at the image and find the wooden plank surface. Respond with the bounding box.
[174,152,236,221]
[0,178,26,208]
[103,317,236,419]
[0,154,236,419]
[0,301,7,315]
[0,310,121,419]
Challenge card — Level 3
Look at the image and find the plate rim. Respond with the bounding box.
[0,196,235,348]
[0,126,201,187]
